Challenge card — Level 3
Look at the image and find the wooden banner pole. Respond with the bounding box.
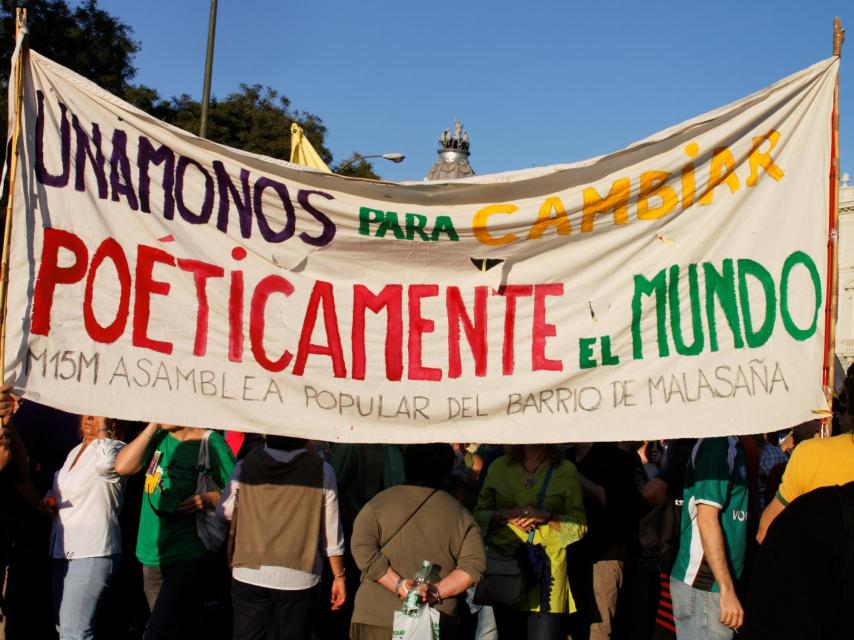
[0,8,28,383]
[822,17,844,437]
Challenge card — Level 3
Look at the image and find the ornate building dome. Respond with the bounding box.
[425,119,476,181]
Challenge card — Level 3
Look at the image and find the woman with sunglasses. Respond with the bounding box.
[46,415,126,640]
[115,423,235,640]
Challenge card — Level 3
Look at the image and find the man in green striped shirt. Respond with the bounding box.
[670,437,749,639]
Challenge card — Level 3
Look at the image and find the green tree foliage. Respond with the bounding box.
[132,84,336,167]
[0,0,139,94]
[333,153,383,180]
[0,0,385,178]
[0,0,138,166]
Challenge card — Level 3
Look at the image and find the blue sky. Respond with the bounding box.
[96,1,851,183]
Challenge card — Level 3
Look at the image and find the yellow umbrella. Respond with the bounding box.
[289,122,332,173]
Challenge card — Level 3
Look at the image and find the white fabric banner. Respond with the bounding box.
[3,48,838,442]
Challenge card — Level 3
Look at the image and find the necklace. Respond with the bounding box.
[522,458,543,489]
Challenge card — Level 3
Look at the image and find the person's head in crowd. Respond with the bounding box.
[749,433,766,450]
[305,440,330,459]
[506,443,565,467]
[792,420,821,445]
[405,444,455,489]
[839,380,854,429]
[265,435,309,451]
[766,430,789,446]
[79,416,118,442]
[834,409,854,435]
[840,414,854,434]
[765,429,794,453]
[112,420,144,443]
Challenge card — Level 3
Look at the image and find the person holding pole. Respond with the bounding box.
[0,386,16,421]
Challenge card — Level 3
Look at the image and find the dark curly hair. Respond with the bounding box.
[405,444,455,489]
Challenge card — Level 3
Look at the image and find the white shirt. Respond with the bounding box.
[217,447,345,591]
[49,439,126,560]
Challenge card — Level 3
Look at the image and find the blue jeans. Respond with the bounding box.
[669,578,733,640]
[475,604,498,640]
[52,555,120,640]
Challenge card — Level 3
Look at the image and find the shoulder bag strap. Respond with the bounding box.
[527,465,556,543]
[379,488,439,553]
[198,430,212,469]
[196,431,214,494]
[536,465,555,509]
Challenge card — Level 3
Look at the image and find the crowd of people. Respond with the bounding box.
[0,385,852,640]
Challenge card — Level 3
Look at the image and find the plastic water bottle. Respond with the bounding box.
[402,560,432,615]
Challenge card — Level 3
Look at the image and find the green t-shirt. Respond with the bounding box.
[671,436,749,592]
[137,430,235,567]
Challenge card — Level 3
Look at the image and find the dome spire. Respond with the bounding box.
[426,119,476,181]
